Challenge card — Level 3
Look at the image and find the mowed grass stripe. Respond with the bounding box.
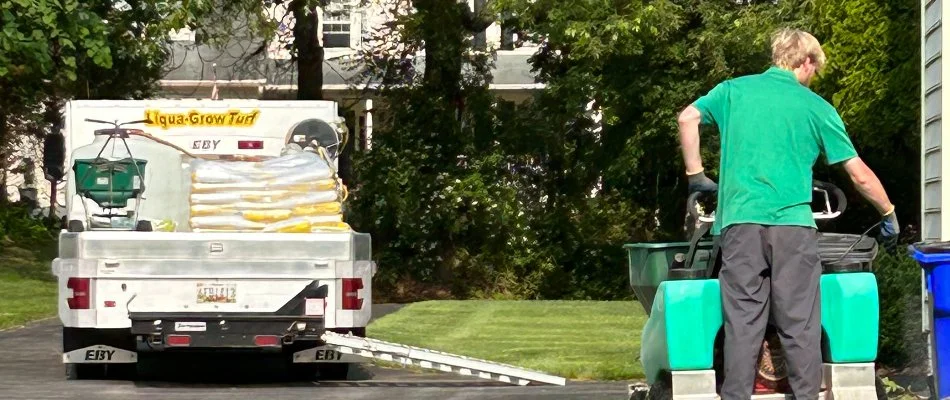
[367,300,646,381]
[0,275,57,330]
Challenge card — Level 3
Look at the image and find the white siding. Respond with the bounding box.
[923,0,950,241]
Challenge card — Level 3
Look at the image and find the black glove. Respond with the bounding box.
[687,171,718,193]
[879,207,899,252]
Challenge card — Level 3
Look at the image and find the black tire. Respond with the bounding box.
[645,372,672,400]
[67,219,84,232]
[104,363,137,380]
[285,363,350,381]
[66,363,104,380]
[287,362,319,381]
[318,363,351,380]
[66,363,137,380]
[135,220,152,232]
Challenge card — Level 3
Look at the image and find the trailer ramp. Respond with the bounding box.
[320,332,567,386]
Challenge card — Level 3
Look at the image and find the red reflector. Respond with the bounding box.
[341,278,364,310]
[238,140,263,149]
[104,301,116,308]
[254,335,280,347]
[66,278,90,309]
[167,335,191,346]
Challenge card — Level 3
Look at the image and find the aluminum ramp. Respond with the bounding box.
[320,332,567,386]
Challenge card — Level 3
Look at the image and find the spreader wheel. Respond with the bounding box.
[645,372,672,400]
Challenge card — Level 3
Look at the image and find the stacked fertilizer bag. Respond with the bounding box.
[187,146,350,233]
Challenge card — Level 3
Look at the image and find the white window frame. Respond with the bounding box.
[323,0,362,49]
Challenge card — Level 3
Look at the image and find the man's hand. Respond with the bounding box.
[688,171,718,193]
[881,208,899,237]
[880,207,899,251]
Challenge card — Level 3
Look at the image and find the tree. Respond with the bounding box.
[805,0,920,237]
[290,0,326,100]
[0,0,115,203]
[345,0,815,300]
[0,0,238,208]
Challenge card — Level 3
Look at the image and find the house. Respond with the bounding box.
[156,0,545,151]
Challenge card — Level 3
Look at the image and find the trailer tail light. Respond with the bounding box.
[341,278,364,310]
[166,335,191,347]
[238,140,263,150]
[66,278,90,309]
[254,335,280,347]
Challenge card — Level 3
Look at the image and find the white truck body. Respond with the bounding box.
[57,99,347,222]
[52,100,373,378]
[61,99,343,161]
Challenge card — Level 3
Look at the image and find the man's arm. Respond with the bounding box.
[679,82,726,193]
[816,107,895,217]
[841,157,894,216]
[678,105,704,174]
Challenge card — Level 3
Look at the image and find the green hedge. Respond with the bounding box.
[875,250,928,370]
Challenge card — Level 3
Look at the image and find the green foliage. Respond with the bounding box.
[347,87,540,299]
[875,251,927,370]
[0,201,58,283]
[0,0,112,91]
[0,201,56,244]
[806,0,920,233]
[0,0,237,183]
[0,202,59,331]
[349,0,922,309]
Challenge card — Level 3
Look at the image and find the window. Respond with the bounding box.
[323,0,361,49]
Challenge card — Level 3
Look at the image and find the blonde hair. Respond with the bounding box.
[771,28,826,72]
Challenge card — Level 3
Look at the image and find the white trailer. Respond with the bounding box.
[52,99,372,380]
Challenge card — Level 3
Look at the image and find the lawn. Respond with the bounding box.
[366,299,647,381]
[0,241,58,330]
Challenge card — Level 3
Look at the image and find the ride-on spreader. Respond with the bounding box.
[625,181,886,400]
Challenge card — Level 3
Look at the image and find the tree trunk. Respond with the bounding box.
[0,111,7,206]
[415,0,494,107]
[292,0,325,100]
[415,0,464,102]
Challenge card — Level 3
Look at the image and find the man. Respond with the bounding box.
[676,28,899,399]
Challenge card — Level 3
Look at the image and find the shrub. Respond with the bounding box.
[875,250,928,370]
[0,201,57,245]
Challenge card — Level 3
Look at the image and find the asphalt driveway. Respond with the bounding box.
[0,305,631,400]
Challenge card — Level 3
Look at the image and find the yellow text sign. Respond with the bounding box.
[144,109,261,129]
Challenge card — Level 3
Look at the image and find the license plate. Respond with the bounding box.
[196,282,236,304]
[175,321,207,332]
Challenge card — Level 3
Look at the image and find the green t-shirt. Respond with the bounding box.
[692,66,858,233]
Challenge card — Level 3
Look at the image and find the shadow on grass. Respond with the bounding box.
[0,235,58,282]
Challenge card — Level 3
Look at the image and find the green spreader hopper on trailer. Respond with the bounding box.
[624,181,886,400]
[68,118,153,233]
[73,157,147,209]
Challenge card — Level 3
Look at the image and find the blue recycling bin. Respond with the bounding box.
[911,243,950,399]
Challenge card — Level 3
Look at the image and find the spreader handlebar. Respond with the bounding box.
[687,180,847,224]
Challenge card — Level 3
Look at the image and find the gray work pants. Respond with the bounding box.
[718,224,823,400]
